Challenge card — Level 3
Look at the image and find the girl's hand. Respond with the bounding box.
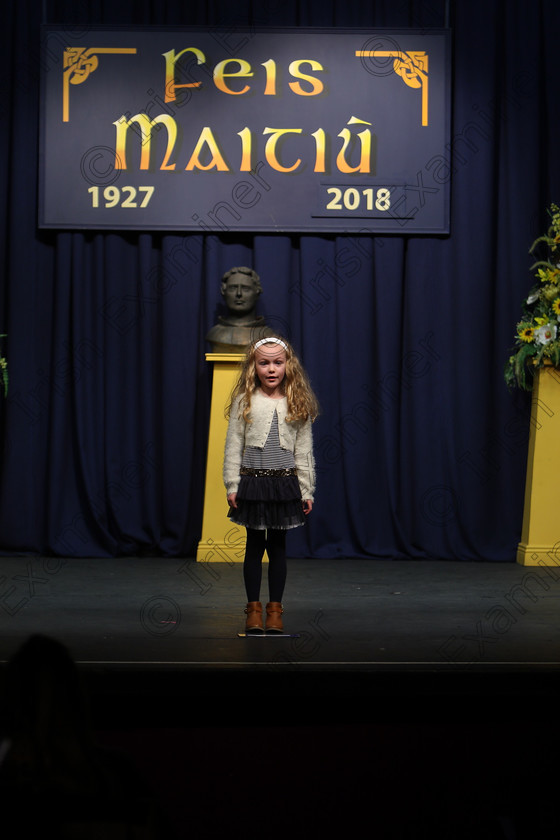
[227,493,237,509]
[302,499,313,515]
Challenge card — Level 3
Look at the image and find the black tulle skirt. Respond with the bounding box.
[227,472,305,530]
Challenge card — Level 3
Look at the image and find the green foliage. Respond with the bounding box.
[504,204,560,391]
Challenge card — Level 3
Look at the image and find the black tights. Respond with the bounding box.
[243,528,287,603]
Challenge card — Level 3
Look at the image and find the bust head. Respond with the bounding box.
[206,266,272,352]
[220,267,262,323]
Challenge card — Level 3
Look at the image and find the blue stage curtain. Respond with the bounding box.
[0,0,558,560]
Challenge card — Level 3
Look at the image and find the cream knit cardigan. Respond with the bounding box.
[223,388,316,500]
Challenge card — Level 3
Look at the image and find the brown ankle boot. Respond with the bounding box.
[265,602,284,634]
[245,601,264,634]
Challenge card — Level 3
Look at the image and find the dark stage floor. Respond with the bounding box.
[1,555,559,708]
[1,556,560,837]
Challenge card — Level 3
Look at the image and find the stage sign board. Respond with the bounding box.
[39,26,451,234]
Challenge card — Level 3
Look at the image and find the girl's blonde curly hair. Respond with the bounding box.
[226,335,319,423]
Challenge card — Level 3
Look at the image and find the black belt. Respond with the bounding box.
[240,467,297,477]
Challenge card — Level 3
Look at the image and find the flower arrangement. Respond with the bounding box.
[504,203,560,390]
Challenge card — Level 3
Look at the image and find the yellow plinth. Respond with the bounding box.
[196,353,247,563]
[517,364,560,566]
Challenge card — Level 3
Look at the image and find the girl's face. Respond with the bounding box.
[255,346,287,397]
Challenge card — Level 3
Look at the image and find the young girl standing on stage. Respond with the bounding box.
[223,336,319,634]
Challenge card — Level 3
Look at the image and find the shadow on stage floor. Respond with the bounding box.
[1,556,559,837]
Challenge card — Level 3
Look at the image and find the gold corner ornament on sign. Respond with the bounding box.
[62,47,138,122]
[354,50,429,126]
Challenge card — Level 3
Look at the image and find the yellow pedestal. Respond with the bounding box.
[196,353,247,563]
[517,364,560,566]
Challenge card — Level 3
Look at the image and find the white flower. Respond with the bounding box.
[534,323,557,345]
[527,290,540,304]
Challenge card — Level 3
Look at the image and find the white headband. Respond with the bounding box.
[254,338,288,351]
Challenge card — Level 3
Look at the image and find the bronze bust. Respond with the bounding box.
[206,266,274,352]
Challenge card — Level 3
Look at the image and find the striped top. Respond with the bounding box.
[242,409,295,470]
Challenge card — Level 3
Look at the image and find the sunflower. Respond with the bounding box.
[553,298,560,316]
[518,326,535,343]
